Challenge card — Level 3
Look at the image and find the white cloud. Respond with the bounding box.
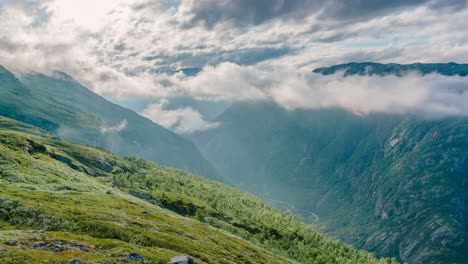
[103,62,468,118]
[100,119,128,134]
[270,72,468,116]
[1,0,468,129]
[141,100,220,134]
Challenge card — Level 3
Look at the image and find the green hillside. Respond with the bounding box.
[190,102,468,263]
[0,65,217,179]
[0,116,394,263]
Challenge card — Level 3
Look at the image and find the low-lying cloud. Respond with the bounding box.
[271,72,468,117]
[95,62,468,119]
[2,1,468,134]
[141,100,220,134]
[100,119,128,134]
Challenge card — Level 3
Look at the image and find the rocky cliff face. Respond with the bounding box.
[191,103,468,263]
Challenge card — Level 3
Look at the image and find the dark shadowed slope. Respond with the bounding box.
[190,102,468,264]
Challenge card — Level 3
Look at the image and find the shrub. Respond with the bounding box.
[0,196,76,231]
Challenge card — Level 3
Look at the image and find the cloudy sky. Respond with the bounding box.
[1,0,468,133]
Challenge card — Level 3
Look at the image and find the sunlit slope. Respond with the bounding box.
[0,116,394,264]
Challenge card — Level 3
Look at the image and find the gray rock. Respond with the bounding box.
[69,259,82,264]
[68,242,90,252]
[168,255,197,264]
[32,240,90,253]
[4,240,17,246]
[125,252,145,262]
[32,241,63,252]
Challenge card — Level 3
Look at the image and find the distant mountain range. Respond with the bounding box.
[313,62,468,76]
[0,65,218,179]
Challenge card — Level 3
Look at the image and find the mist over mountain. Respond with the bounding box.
[190,91,468,263]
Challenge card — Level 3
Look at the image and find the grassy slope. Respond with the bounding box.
[0,116,395,264]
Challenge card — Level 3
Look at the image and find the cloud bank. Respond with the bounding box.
[103,62,468,127]
[270,72,468,117]
[142,100,220,134]
[1,0,468,133]
[180,0,454,29]
[100,119,128,134]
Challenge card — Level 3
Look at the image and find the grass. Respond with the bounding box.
[0,116,396,263]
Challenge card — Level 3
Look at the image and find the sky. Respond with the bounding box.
[1,0,468,133]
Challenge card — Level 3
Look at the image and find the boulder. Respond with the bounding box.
[125,252,145,262]
[168,255,197,264]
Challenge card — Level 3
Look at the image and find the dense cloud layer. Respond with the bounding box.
[94,62,468,118]
[180,0,466,29]
[1,0,468,133]
[184,0,393,28]
[142,100,220,134]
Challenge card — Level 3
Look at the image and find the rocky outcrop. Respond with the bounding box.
[125,252,145,262]
[168,255,197,264]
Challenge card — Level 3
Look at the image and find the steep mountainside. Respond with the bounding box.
[0,65,217,179]
[0,116,394,264]
[313,62,468,76]
[190,102,468,263]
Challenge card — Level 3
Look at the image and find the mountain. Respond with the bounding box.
[0,116,394,263]
[313,62,468,76]
[0,65,217,179]
[190,102,468,263]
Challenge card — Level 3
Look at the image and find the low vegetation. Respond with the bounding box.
[0,116,396,263]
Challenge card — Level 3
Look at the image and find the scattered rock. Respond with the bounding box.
[32,240,90,253]
[49,153,81,171]
[96,245,114,251]
[168,255,197,264]
[69,259,82,264]
[68,242,90,252]
[33,241,63,252]
[4,240,17,246]
[0,246,7,255]
[84,167,97,176]
[24,140,47,154]
[129,192,160,205]
[125,252,145,262]
[97,157,113,171]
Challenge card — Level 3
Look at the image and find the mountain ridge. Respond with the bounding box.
[313,62,468,76]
